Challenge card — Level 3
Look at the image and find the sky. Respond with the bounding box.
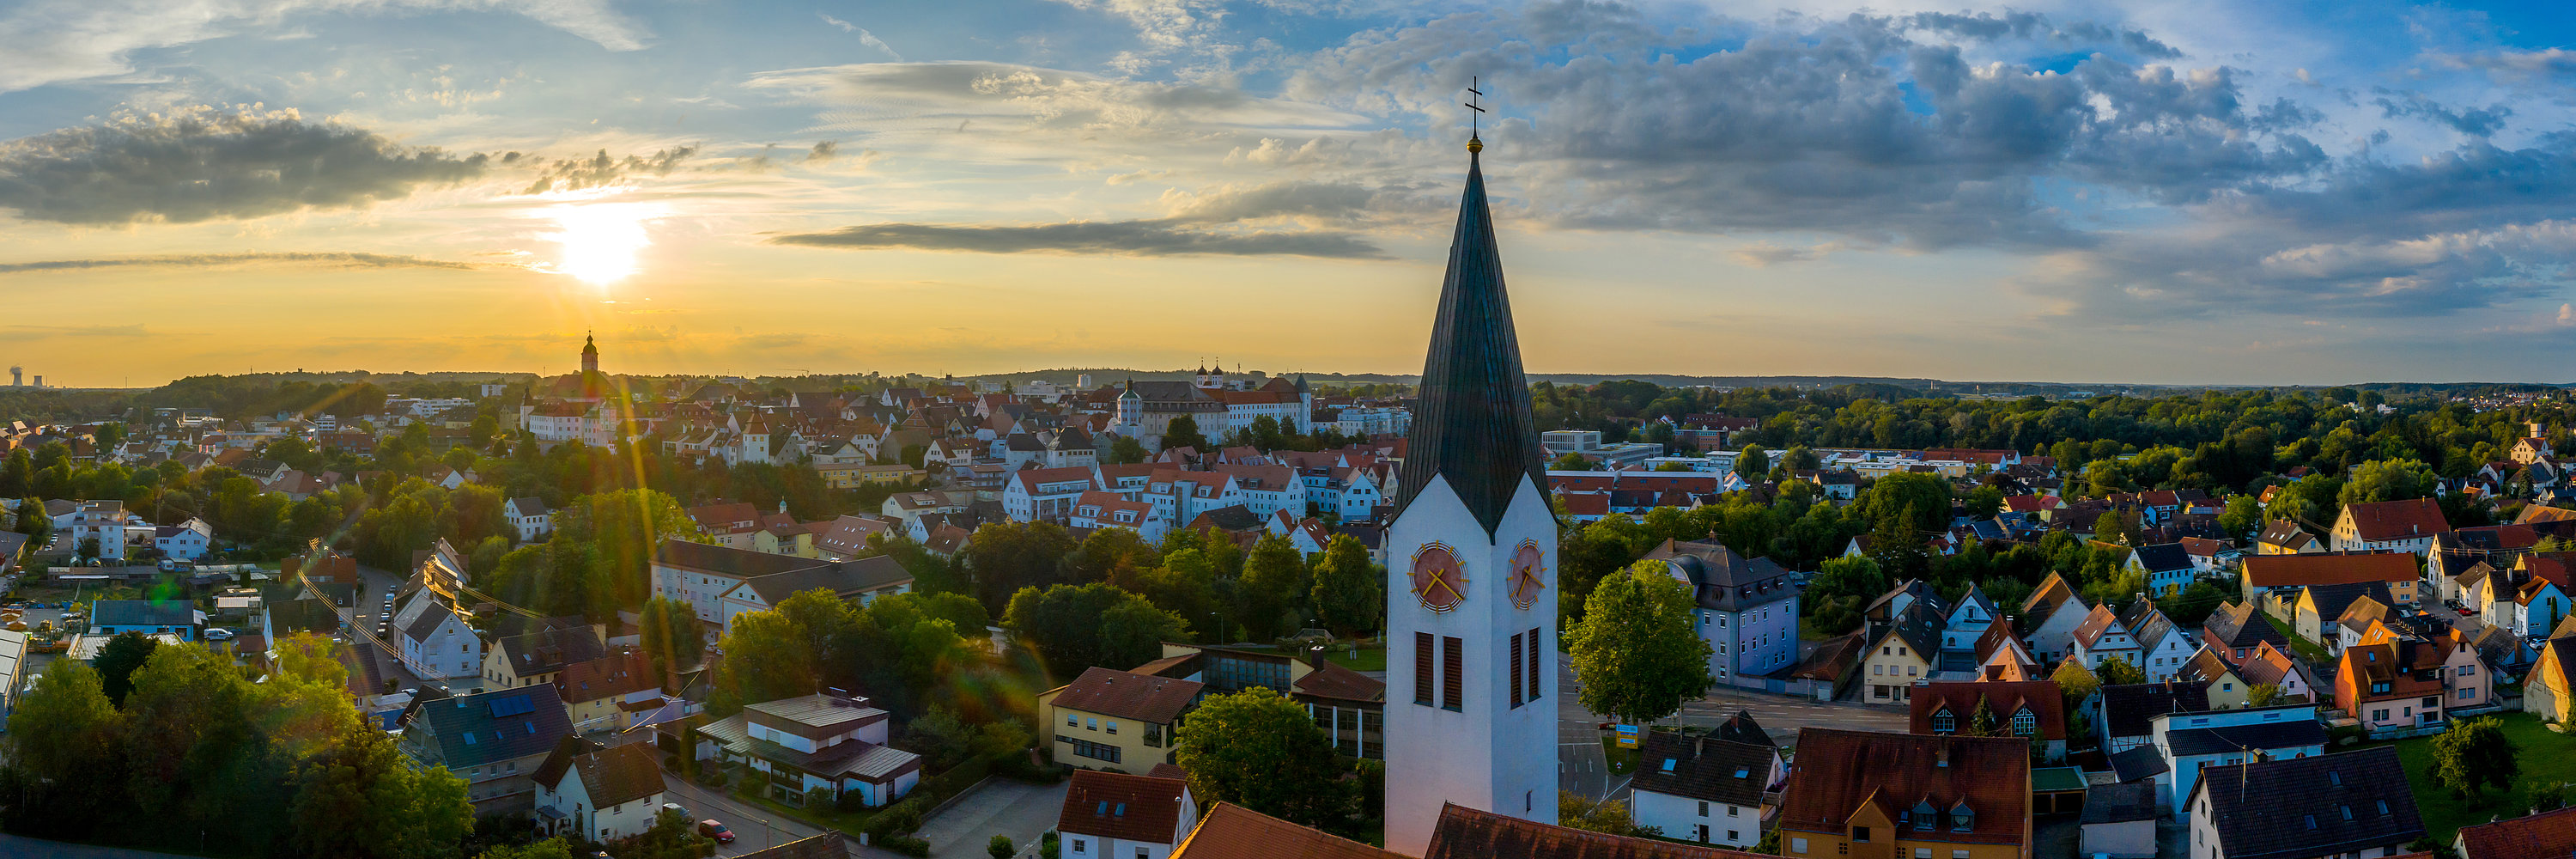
[4,1,2576,387]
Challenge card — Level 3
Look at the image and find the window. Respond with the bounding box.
[1086,718,1098,731]
[1528,629,1542,701]
[1915,850,1931,859]
[1135,849,1147,859]
[2012,710,2038,735]
[1073,838,1087,854]
[1443,637,1464,711]
[2460,688,2476,700]
[1414,632,1435,707]
[1510,632,1524,708]
[1067,714,1079,728]
[1728,830,1740,843]
[1852,826,1871,843]
[1105,721,1118,735]
[1698,801,1709,817]
[1790,838,1807,855]
[1931,711,1955,734]
[1729,806,1740,817]
[1145,722,1162,747]
[2459,664,2476,675]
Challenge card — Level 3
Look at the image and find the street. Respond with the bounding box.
[659,771,828,857]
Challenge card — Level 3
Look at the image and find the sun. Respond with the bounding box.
[535,192,665,286]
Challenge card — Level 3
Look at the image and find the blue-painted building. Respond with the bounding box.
[1649,538,1802,689]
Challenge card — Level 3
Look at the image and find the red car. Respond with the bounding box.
[696,820,734,844]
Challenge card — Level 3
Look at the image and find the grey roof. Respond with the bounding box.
[2203,601,2290,651]
[738,554,913,604]
[92,600,195,628]
[403,603,458,642]
[1630,730,1773,807]
[653,539,837,580]
[2106,746,2168,782]
[1391,148,1547,536]
[2081,783,2160,825]
[2117,602,2180,649]
[696,712,921,783]
[2102,682,2211,739]
[1656,539,1799,612]
[2301,582,2395,623]
[2195,747,2423,859]
[2132,542,2192,572]
[2164,720,2327,758]
[409,685,574,770]
[1951,582,1998,624]
[495,626,606,676]
[1879,600,1944,659]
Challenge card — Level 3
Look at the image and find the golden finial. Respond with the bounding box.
[1463,76,1485,153]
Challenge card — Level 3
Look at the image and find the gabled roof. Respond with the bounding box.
[2243,552,2417,588]
[2173,647,2242,686]
[1391,147,1548,537]
[1631,728,1775,807]
[1291,659,1385,704]
[2338,498,2451,543]
[2204,600,2291,653]
[2020,572,2082,619]
[1425,802,1758,859]
[495,625,605,678]
[2257,520,2319,550]
[1059,770,1188,844]
[2299,582,2396,625]
[1049,667,1203,724]
[1171,803,1406,859]
[534,737,663,809]
[1777,729,2030,845]
[2193,747,2424,859]
[652,539,835,580]
[2456,803,2576,859]
[1647,539,1800,612]
[2071,604,2132,650]
[1907,679,2067,740]
[1874,600,1944,659]
[2117,602,2181,649]
[405,685,574,769]
[2100,682,2210,738]
[735,554,913,605]
[2130,542,2192,572]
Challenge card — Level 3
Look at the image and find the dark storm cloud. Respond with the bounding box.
[769,220,1386,258]
[0,107,485,224]
[0,252,480,274]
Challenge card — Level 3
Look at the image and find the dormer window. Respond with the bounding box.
[1932,710,1956,734]
[1911,801,1937,831]
[1950,802,1974,832]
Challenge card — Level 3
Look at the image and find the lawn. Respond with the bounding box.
[2375,711,2573,843]
[1324,644,1387,673]
[1601,736,1639,777]
[2259,612,2333,664]
[1798,615,1841,642]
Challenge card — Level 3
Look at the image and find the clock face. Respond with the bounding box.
[1411,545,1466,612]
[1508,541,1546,609]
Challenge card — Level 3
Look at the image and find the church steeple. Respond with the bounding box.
[1394,139,1544,535]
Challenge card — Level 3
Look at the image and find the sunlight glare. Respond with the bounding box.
[537,195,665,286]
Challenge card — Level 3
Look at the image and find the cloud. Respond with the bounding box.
[2372,89,2511,137]
[520,146,697,194]
[0,252,485,274]
[818,13,902,59]
[0,106,485,224]
[1163,180,1376,222]
[0,0,649,94]
[1729,242,1820,267]
[1899,10,2183,59]
[2434,47,2576,82]
[805,141,839,162]
[769,221,1385,258]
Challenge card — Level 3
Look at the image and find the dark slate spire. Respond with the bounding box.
[1394,142,1546,535]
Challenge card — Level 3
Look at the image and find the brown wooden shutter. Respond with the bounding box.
[1414,631,1435,706]
[1443,636,1464,710]
[1528,627,1542,700]
[1510,632,1524,707]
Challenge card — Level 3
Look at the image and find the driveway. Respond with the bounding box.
[659,771,827,857]
[857,779,1068,859]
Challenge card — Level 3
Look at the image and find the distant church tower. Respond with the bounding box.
[1382,132,1556,854]
[580,332,600,376]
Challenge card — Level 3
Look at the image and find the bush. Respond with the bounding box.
[835,789,872,813]
[879,835,932,857]
[1042,832,1060,859]
[990,835,1018,859]
[866,799,927,839]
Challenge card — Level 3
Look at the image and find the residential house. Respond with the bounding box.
[483,622,606,690]
[810,515,896,561]
[1645,539,1802,686]
[1630,723,1784,849]
[2292,582,2397,646]
[65,500,128,559]
[2242,552,2419,617]
[1972,623,2043,681]
[1168,803,1408,859]
[2172,648,2254,710]
[2235,642,2320,704]
[1041,667,1204,775]
[2202,600,2291,665]
[2020,574,2093,666]
[2255,521,2323,555]
[1862,602,1943,704]
[390,588,482,680]
[2332,594,2399,656]
[2186,747,2424,859]
[1776,728,2032,859]
[2455,805,2576,859]
[1071,490,1168,545]
[2071,605,2142,673]
[397,686,576,814]
[1909,680,2069,760]
[2081,783,2159,859]
[2100,682,2210,754]
[649,540,912,631]
[1420,802,1771,859]
[1060,770,1198,859]
[152,518,213,561]
[1941,583,2001,655]
[89,600,198,641]
[2152,704,2326,817]
[532,737,665,842]
[556,649,662,733]
[2120,603,2196,682]
[2526,637,2576,724]
[2335,628,2480,738]
[691,692,923,807]
[2331,498,2451,554]
[507,497,552,544]
[1005,466,1100,525]
[708,554,914,632]
[2126,543,2199,597]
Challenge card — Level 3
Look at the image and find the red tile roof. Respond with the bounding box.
[1777,729,2030,846]
[2339,498,2451,542]
[1048,667,1203,724]
[1171,802,1406,859]
[2240,552,2419,588]
[1060,770,1189,844]
[1424,803,1759,859]
[1906,680,2067,740]
[2458,799,2576,858]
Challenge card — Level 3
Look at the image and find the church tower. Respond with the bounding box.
[1382,132,1556,855]
[580,332,599,376]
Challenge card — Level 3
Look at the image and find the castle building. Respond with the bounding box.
[1382,134,1558,855]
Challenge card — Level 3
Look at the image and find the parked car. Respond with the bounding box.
[661,803,690,819]
[204,629,235,641]
[696,820,734,844]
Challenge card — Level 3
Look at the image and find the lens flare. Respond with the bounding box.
[536,195,664,285]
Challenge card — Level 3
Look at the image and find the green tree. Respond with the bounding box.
[477,839,579,859]
[1236,533,1309,640]
[1172,687,1356,832]
[639,595,704,685]
[1966,698,1997,736]
[707,609,818,715]
[1965,485,2004,520]
[2431,716,2518,798]
[93,631,161,707]
[289,722,476,859]
[1106,436,1149,465]
[1309,534,1383,637]
[990,836,1018,859]
[1161,415,1210,454]
[1566,561,1713,724]
[1,659,125,835]
[1558,791,1660,838]
[1005,583,1188,677]
[2246,684,2285,708]
[963,521,1078,611]
[2341,458,2438,506]
[2053,659,2099,707]
[2219,496,2263,539]
[1551,452,1592,471]
[2095,655,2145,686]
[1734,444,1771,484]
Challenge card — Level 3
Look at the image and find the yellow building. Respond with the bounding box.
[2525,638,2576,724]
[2174,647,2252,710]
[1038,667,1202,775]
[817,462,926,490]
[482,624,607,691]
[1777,729,2032,859]
[1862,606,1939,704]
